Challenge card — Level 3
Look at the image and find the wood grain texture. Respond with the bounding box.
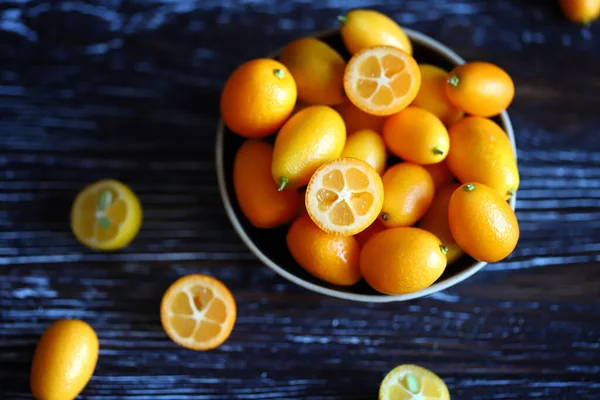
[1,0,600,399]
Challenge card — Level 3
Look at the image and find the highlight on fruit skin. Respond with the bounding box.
[559,0,600,24]
[445,61,514,117]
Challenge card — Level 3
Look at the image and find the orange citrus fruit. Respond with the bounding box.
[161,274,236,351]
[339,9,412,55]
[343,46,421,116]
[379,163,434,228]
[446,116,519,199]
[559,0,600,23]
[449,182,519,263]
[354,219,386,247]
[306,157,384,236]
[71,179,142,251]
[418,183,464,265]
[234,140,299,228]
[287,215,361,286]
[221,58,296,138]
[335,101,386,134]
[379,364,450,400]
[411,64,463,127]
[280,37,346,105]
[341,129,387,174]
[31,320,98,400]
[445,61,514,117]
[272,105,346,190]
[382,106,449,165]
[360,227,447,295]
[423,161,454,190]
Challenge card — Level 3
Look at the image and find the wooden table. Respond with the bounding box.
[1,1,599,398]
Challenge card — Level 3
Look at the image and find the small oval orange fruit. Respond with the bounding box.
[335,101,386,134]
[287,215,361,286]
[360,227,447,295]
[445,61,514,117]
[221,58,296,138]
[341,129,387,174]
[380,163,435,228]
[31,320,99,400]
[383,106,450,165]
[280,37,346,105]
[418,183,464,265]
[339,9,412,55]
[423,161,454,190]
[344,46,421,116]
[272,105,346,190]
[449,183,519,263]
[412,64,464,127]
[446,116,519,199]
[234,140,298,228]
[559,0,600,23]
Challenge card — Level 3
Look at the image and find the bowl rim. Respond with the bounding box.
[215,27,517,303]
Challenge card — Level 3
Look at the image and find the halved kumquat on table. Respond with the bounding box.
[71,179,142,251]
[161,274,237,351]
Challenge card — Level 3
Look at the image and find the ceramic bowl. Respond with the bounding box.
[216,28,517,302]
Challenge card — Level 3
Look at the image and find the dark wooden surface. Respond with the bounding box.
[1,0,600,399]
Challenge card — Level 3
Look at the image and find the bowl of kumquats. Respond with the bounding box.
[216,9,519,302]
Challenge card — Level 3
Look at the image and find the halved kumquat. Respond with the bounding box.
[306,157,384,236]
[71,179,142,251]
[161,274,236,351]
[344,46,421,116]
